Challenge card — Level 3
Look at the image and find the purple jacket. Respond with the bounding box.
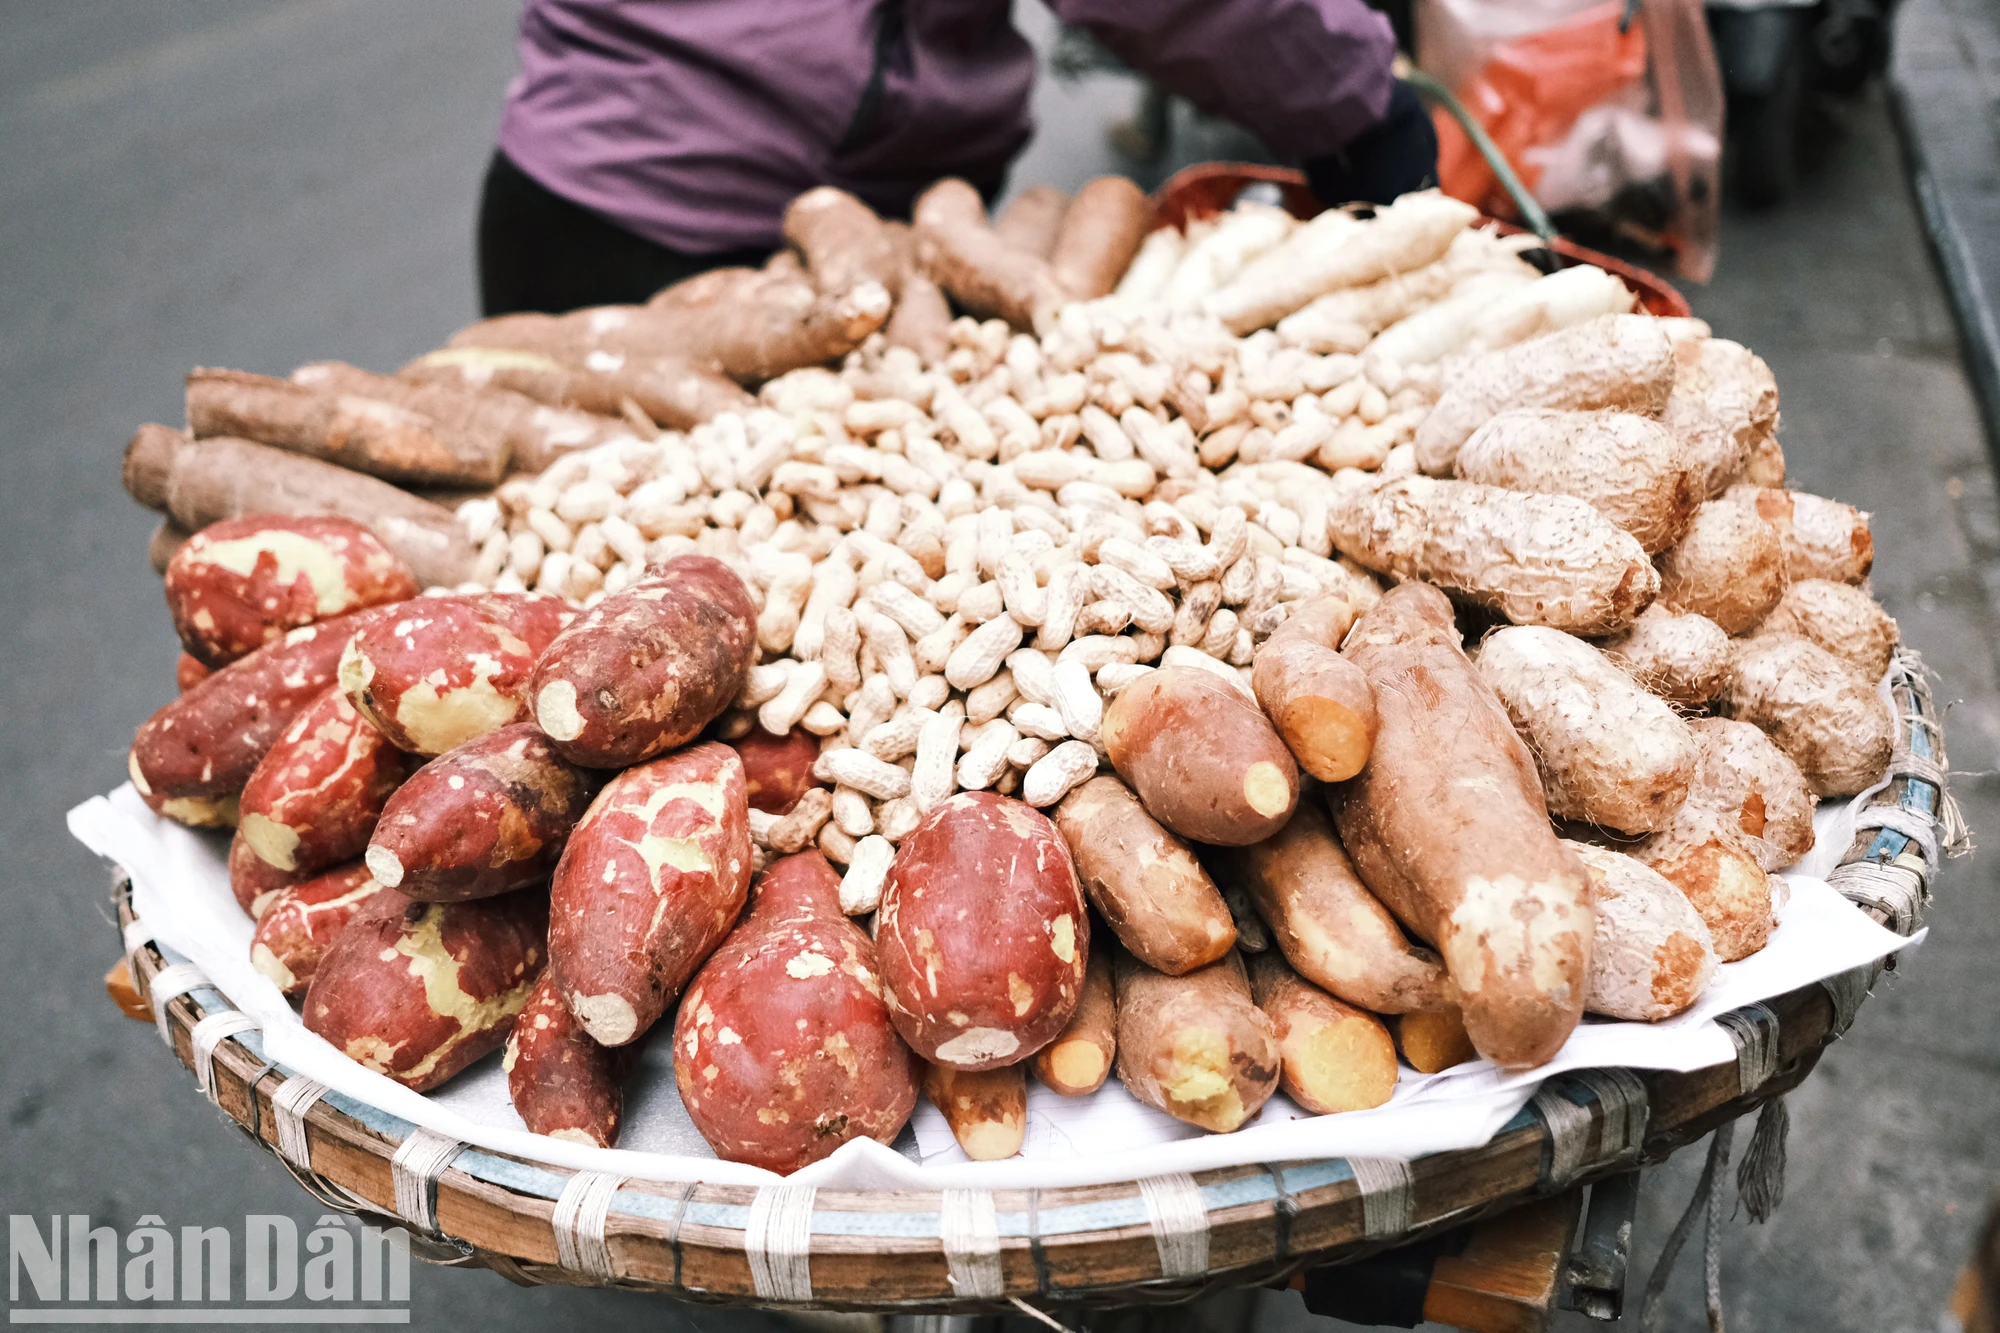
[497,0,1396,255]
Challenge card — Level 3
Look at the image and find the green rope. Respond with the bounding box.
[1403,68,1560,244]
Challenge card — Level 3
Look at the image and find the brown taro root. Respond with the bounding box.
[1630,804,1776,963]
[185,367,509,488]
[674,851,918,1172]
[1332,582,1594,1070]
[1752,579,1899,681]
[1048,176,1152,301]
[1655,499,1786,635]
[550,742,752,1048]
[1250,590,1377,782]
[1245,950,1398,1115]
[249,863,385,997]
[1567,841,1716,1021]
[122,425,478,588]
[925,1063,1028,1161]
[1033,948,1117,1096]
[1052,775,1236,976]
[913,178,1069,333]
[531,555,758,769]
[368,724,601,901]
[506,970,633,1148]
[1685,718,1818,870]
[130,604,402,829]
[164,514,417,668]
[1724,485,1875,585]
[305,888,548,1092]
[1723,634,1893,798]
[876,792,1089,1069]
[1114,949,1279,1133]
[1475,626,1696,835]
[1598,603,1732,708]
[238,688,408,875]
[1663,338,1779,498]
[1453,409,1698,554]
[400,346,753,433]
[1101,666,1300,846]
[1207,796,1454,1015]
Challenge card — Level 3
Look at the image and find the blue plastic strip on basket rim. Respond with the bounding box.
[1865,670,1938,864]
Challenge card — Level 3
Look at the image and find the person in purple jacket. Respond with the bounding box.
[479,0,1438,315]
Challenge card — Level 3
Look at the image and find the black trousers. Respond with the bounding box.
[476,150,770,316]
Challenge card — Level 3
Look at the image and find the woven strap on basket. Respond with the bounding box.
[390,1128,466,1235]
[1717,1002,1781,1096]
[146,962,209,1047]
[189,1011,258,1102]
[1533,1068,1650,1189]
[271,1076,329,1170]
[1136,1173,1210,1278]
[122,917,156,967]
[1819,965,1875,1039]
[551,1171,626,1279]
[1347,1158,1415,1241]
[744,1184,816,1302]
[939,1188,1005,1299]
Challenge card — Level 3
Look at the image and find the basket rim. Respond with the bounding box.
[115,652,1949,1312]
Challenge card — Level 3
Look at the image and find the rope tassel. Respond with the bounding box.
[1735,1096,1790,1224]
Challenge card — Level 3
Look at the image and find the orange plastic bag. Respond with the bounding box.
[1419,0,1721,280]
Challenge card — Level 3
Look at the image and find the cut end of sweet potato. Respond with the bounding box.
[1046,1038,1109,1094]
[1277,698,1372,783]
[1242,762,1294,819]
[1281,1011,1398,1114]
[1392,1007,1479,1074]
[1160,1028,1254,1131]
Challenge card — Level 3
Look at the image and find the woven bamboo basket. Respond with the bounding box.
[110,649,1955,1314]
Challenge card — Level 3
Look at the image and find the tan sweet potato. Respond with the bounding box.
[1597,604,1732,708]
[1328,476,1659,635]
[186,367,509,488]
[400,346,754,433]
[1114,949,1279,1132]
[305,888,547,1091]
[239,688,409,874]
[1723,634,1893,797]
[1724,485,1874,584]
[1246,951,1398,1115]
[925,1063,1028,1161]
[1414,314,1677,475]
[1630,804,1775,962]
[164,514,417,668]
[993,185,1070,258]
[249,862,385,997]
[726,726,824,815]
[1332,582,1594,1069]
[531,555,758,769]
[367,724,601,901]
[129,604,401,828]
[1663,338,1778,498]
[1453,409,1697,554]
[1389,1008,1478,1073]
[877,791,1089,1069]
[230,828,307,918]
[1655,499,1786,634]
[1049,176,1152,300]
[1250,591,1377,782]
[1753,579,1898,681]
[1101,666,1300,846]
[1033,948,1116,1097]
[913,178,1069,333]
[550,742,752,1047]
[341,593,572,756]
[122,426,477,588]
[1475,626,1695,834]
[674,852,917,1171]
[1052,776,1236,976]
[1567,842,1716,1021]
[1685,718,1817,870]
[506,970,632,1147]
[883,271,953,365]
[783,187,906,300]
[1207,797,1453,1015]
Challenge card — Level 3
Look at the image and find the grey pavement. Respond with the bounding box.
[2,4,1996,1332]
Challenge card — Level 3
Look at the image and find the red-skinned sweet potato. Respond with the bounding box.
[506,970,632,1147]
[163,514,417,668]
[130,604,401,828]
[531,556,757,769]
[876,791,1089,1069]
[249,862,385,996]
[304,888,548,1092]
[726,726,823,814]
[675,851,919,1172]
[238,688,409,874]
[367,724,600,901]
[229,827,309,918]
[550,742,752,1046]
[177,653,212,693]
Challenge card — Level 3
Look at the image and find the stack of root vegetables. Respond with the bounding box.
[120,177,1899,1172]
